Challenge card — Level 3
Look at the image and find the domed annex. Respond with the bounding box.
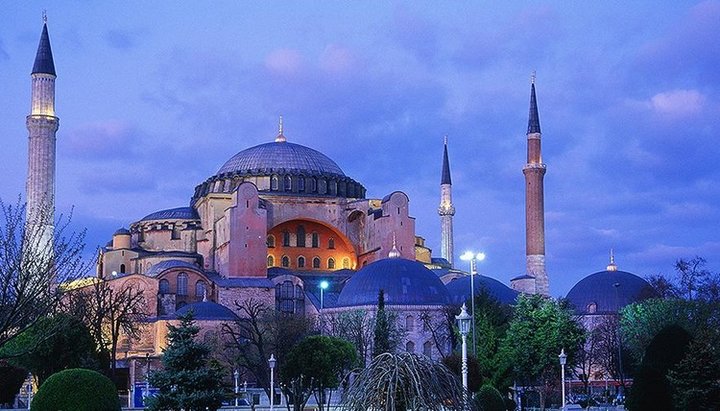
[566,257,657,315]
[176,300,238,321]
[445,275,519,306]
[337,257,450,307]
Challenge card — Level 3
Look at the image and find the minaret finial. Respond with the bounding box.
[275,115,286,143]
[42,10,47,24]
[444,134,448,145]
[531,70,536,85]
[607,249,618,271]
[388,233,401,258]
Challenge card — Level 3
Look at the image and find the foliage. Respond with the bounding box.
[222,298,315,398]
[282,335,357,411]
[469,289,513,390]
[0,361,27,407]
[667,331,720,410]
[324,309,375,366]
[497,294,585,409]
[64,277,147,375]
[147,312,225,411]
[0,314,99,384]
[0,198,87,351]
[341,352,473,411]
[646,256,720,302]
[474,384,505,411]
[372,289,394,357]
[30,368,120,411]
[625,324,692,411]
[442,353,482,393]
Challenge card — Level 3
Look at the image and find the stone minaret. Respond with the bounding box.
[523,78,548,295]
[26,19,58,244]
[438,136,455,267]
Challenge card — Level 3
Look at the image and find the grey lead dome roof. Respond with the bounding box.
[566,270,657,315]
[445,275,519,305]
[337,258,450,307]
[217,141,346,178]
[141,207,200,222]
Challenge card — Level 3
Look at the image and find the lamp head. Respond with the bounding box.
[460,251,475,261]
[476,252,486,261]
[319,280,329,290]
[559,348,567,365]
[268,354,276,369]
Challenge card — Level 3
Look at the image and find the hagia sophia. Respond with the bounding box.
[22,20,656,396]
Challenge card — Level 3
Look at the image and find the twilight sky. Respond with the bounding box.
[1,1,718,296]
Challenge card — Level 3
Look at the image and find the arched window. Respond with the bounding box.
[328,238,335,249]
[275,281,304,314]
[298,256,306,268]
[281,256,290,268]
[318,179,327,194]
[298,177,305,192]
[297,225,306,247]
[423,341,432,358]
[328,258,335,269]
[195,280,206,299]
[159,279,170,294]
[267,255,275,267]
[405,315,415,331]
[308,177,317,193]
[342,258,350,269]
[177,272,188,296]
[406,341,416,353]
[587,302,597,314]
[284,175,292,191]
[119,264,126,274]
[271,175,279,191]
[311,232,319,248]
[313,257,321,269]
[267,235,275,248]
[282,231,290,247]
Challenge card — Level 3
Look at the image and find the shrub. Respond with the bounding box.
[31,368,120,411]
[474,384,505,411]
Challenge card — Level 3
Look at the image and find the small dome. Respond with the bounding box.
[176,301,238,321]
[218,142,345,178]
[337,258,450,307]
[113,228,130,236]
[141,207,199,222]
[446,275,519,305]
[146,260,200,277]
[566,270,657,315]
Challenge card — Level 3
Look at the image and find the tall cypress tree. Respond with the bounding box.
[147,312,225,411]
[373,289,392,358]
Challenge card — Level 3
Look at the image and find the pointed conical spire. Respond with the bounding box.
[275,115,287,143]
[606,249,618,271]
[32,21,56,76]
[441,135,452,185]
[527,75,541,134]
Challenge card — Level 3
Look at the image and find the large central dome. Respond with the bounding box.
[217,141,346,178]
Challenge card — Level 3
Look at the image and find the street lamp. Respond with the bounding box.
[559,348,567,409]
[460,251,485,356]
[613,282,624,388]
[455,303,472,390]
[319,280,329,310]
[145,353,150,401]
[268,354,276,411]
[234,369,239,407]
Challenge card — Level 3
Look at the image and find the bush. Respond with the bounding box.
[475,384,505,411]
[31,368,120,411]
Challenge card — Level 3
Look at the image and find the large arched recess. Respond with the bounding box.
[266,219,357,271]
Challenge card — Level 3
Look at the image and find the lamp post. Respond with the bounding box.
[145,353,150,401]
[319,280,329,310]
[268,354,276,411]
[460,251,485,356]
[613,282,624,389]
[234,369,239,407]
[559,348,567,409]
[455,303,472,390]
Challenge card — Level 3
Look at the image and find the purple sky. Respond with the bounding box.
[1,2,718,296]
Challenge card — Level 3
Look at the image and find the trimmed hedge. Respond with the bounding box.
[31,368,120,411]
[475,384,505,411]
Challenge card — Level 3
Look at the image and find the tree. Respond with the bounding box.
[474,384,505,411]
[324,309,375,366]
[65,278,147,376]
[30,368,121,411]
[147,312,225,411]
[667,331,720,410]
[497,294,585,410]
[0,314,99,384]
[0,198,87,351]
[341,352,472,411]
[442,353,482,393]
[468,289,513,391]
[418,306,454,361]
[373,289,400,358]
[282,335,357,411]
[0,361,27,408]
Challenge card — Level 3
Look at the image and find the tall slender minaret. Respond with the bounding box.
[523,75,548,295]
[438,136,455,267]
[26,17,58,245]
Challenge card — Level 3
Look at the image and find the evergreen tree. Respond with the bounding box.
[147,312,225,411]
[373,289,393,357]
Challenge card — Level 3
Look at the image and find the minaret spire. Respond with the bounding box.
[438,136,455,267]
[26,18,59,265]
[275,115,286,143]
[516,75,548,296]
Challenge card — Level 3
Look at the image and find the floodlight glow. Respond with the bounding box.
[476,252,486,261]
[320,280,329,290]
[460,251,475,261]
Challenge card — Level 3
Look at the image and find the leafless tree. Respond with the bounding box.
[324,310,375,365]
[418,308,453,360]
[0,198,86,352]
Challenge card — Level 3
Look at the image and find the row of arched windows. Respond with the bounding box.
[405,341,434,358]
[268,175,360,197]
[267,255,350,270]
[158,272,206,299]
[267,229,334,249]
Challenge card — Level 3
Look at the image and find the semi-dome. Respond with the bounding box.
[218,141,346,178]
[566,269,657,315]
[445,275,519,305]
[176,301,238,321]
[141,206,199,222]
[337,258,450,307]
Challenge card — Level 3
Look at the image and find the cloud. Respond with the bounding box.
[63,121,141,160]
[319,44,359,75]
[649,89,706,117]
[265,48,305,76]
[104,29,139,50]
